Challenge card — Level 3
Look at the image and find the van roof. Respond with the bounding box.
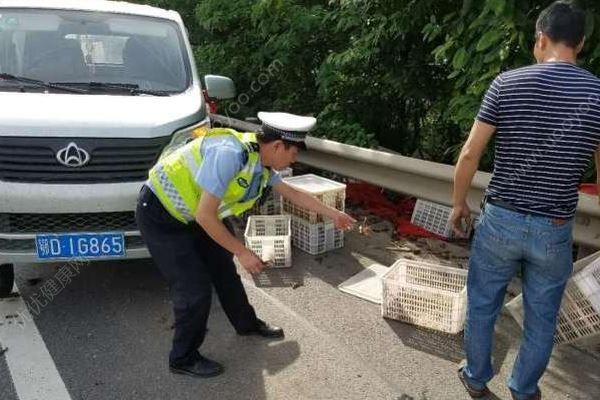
[0,0,180,21]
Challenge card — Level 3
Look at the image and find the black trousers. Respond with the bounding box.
[135,186,259,366]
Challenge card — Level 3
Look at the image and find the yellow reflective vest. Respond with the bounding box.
[149,128,270,223]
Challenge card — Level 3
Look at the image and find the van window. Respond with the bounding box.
[0,9,191,92]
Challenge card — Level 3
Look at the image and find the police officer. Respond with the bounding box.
[136,112,356,378]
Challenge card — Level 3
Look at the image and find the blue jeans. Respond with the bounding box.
[462,203,573,399]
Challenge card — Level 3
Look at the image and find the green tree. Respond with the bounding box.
[129,0,206,44]
[426,0,600,130]
[131,0,599,179]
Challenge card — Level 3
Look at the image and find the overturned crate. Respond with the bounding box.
[382,259,468,334]
[411,199,473,239]
[506,252,600,346]
[244,215,292,268]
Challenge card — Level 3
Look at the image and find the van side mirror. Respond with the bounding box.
[204,75,236,100]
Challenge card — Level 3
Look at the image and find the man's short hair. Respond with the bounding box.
[536,1,586,48]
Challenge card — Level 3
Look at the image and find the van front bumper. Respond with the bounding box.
[0,181,151,264]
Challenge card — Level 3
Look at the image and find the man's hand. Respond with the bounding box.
[450,203,472,238]
[332,210,356,231]
[236,248,267,275]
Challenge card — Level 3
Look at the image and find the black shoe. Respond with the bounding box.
[458,367,491,399]
[510,389,541,400]
[238,319,284,339]
[169,355,224,378]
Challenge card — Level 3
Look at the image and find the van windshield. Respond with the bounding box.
[0,9,191,93]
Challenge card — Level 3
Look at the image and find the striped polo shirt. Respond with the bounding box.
[478,62,600,219]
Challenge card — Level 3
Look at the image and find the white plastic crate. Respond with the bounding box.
[411,199,472,239]
[290,217,344,255]
[249,168,294,216]
[244,215,292,268]
[573,256,600,314]
[250,195,279,216]
[382,259,468,334]
[282,174,346,223]
[506,253,600,346]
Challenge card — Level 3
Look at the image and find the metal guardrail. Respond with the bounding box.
[211,114,600,248]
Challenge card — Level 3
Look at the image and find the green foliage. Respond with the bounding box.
[134,0,600,179]
[428,0,600,131]
[317,0,459,154]
[311,104,377,147]
[128,0,205,44]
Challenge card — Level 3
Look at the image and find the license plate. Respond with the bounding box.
[35,233,125,260]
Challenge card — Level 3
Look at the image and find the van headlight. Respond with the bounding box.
[169,118,211,146]
[161,118,211,158]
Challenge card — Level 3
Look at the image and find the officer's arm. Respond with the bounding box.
[274,181,341,220]
[195,192,246,255]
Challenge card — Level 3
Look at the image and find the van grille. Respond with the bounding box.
[0,136,170,183]
[0,212,138,234]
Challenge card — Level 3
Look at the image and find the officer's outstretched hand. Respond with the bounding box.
[332,210,356,231]
[237,248,266,275]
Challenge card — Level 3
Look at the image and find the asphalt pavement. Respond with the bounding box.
[1,227,599,400]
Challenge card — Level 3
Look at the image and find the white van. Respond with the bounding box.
[0,0,235,296]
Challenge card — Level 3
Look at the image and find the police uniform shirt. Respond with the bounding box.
[195,135,282,200]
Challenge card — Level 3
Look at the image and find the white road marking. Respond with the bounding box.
[0,283,72,400]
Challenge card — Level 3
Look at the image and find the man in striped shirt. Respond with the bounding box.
[451,2,600,399]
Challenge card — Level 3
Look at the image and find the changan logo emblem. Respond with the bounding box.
[56,142,90,168]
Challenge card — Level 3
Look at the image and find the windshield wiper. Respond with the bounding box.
[54,81,172,97]
[0,73,88,94]
[131,87,172,97]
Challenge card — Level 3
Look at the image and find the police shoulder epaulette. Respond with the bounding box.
[248,142,260,153]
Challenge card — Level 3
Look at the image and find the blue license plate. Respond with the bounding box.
[35,233,125,260]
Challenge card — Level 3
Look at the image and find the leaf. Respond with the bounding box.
[432,39,455,61]
[585,11,595,39]
[452,48,468,69]
[483,50,498,64]
[487,0,505,17]
[460,0,473,17]
[592,43,600,60]
[503,0,515,19]
[499,46,509,61]
[443,12,457,24]
[448,70,462,79]
[476,30,502,52]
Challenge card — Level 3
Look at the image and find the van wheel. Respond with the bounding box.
[0,264,15,298]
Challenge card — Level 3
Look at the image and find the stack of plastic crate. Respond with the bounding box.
[281,174,346,255]
[506,252,600,346]
[411,199,473,239]
[382,259,468,334]
[249,168,293,216]
[244,215,292,268]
